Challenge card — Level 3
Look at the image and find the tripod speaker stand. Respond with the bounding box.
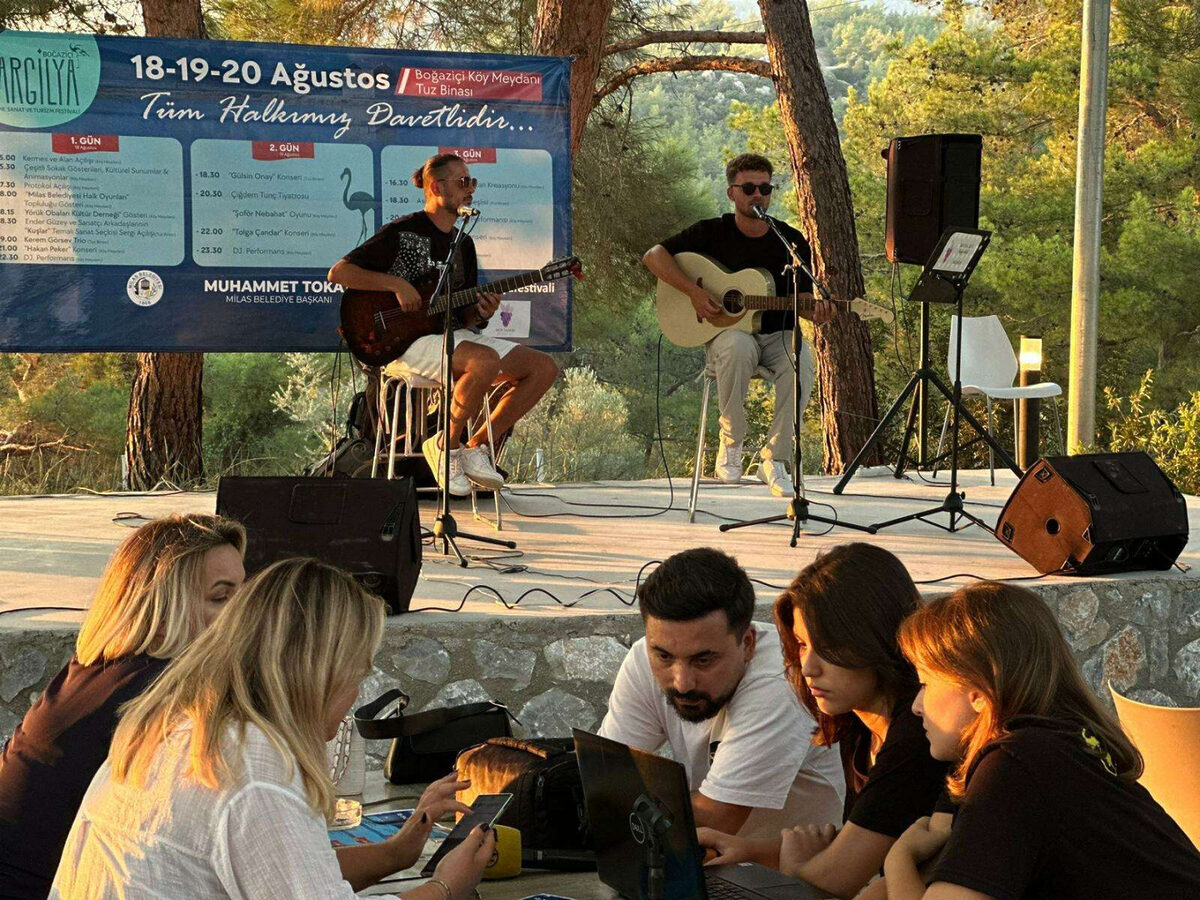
[835,229,1019,532]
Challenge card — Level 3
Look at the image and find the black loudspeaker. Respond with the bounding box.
[216,476,423,613]
[884,134,982,265]
[995,453,1189,576]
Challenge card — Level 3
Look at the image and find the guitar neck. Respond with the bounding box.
[743,293,824,312]
[433,271,544,313]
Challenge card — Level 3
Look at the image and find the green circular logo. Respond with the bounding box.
[0,32,100,128]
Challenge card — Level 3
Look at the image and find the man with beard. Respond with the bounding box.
[599,548,845,838]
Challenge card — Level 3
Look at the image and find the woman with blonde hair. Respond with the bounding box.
[0,513,246,899]
[51,556,493,899]
[886,581,1200,899]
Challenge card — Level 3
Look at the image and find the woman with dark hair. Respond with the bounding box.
[699,543,951,899]
[885,582,1200,899]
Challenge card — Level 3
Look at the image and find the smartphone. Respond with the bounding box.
[420,792,513,876]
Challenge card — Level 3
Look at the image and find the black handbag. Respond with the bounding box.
[354,688,515,784]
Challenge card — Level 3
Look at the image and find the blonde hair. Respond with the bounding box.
[411,152,463,190]
[76,514,247,666]
[110,557,385,816]
[898,582,1142,799]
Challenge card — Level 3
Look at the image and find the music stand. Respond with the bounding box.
[718,209,874,544]
[847,228,1013,532]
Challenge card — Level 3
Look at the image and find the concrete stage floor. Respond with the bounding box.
[2,467,1197,628]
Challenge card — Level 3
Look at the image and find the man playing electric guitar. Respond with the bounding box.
[328,152,558,496]
[643,154,834,496]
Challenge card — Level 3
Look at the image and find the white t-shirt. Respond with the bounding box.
[598,623,845,839]
[50,722,395,899]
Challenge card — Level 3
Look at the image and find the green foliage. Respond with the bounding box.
[1104,371,1200,495]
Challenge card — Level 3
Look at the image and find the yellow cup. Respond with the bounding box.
[481,824,522,879]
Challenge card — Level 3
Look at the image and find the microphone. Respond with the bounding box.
[457,206,480,218]
[751,205,771,221]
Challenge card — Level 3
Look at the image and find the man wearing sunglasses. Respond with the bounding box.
[329,152,558,497]
[643,153,835,495]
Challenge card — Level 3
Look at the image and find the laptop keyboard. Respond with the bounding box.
[704,871,760,899]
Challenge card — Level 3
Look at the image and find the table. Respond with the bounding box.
[349,776,618,900]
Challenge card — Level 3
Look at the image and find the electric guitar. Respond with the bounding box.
[656,251,893,348]
[340,256,583,367]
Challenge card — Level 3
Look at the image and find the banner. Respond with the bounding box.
[0,31,573,352]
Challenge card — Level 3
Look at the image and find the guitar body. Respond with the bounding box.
[340,274,446,367]
[656,253,776,348]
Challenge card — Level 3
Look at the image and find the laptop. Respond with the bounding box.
[573,729,829,900]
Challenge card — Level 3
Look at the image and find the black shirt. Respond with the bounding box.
[343,211,478,295]
[0,654,169,899]
[659,213,813,334]
[931,716,1200,899]
[845,697,953,838]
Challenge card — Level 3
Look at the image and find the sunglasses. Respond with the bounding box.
[438,175,478,190]
[732,182,775,196]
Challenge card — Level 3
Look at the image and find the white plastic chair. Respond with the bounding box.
[936,315,1063,484]
[373,361,502,530]
[1110,685,1200,850]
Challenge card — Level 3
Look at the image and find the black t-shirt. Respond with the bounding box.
[343,210,479,296]
[931,716,1200,899]
[0,654,169,898]
[844,697,953,838]
[659,213,813,334]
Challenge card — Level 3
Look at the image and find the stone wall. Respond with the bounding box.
[3,575,1198,770]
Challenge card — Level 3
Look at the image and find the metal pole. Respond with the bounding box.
[1067,0,1111,453]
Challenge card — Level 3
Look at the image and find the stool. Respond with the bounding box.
[373,363,502,530]
[688,365,773,523]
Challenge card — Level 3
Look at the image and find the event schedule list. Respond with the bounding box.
[0,133,185,266]
[189,139,372,268]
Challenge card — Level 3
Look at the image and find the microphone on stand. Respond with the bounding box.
[751,204,771,221]
[457,206,481,218]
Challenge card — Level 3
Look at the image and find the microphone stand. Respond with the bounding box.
[720,206,875,544]
[429,210,516,566]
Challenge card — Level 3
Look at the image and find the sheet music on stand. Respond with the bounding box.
[908,228,991,304]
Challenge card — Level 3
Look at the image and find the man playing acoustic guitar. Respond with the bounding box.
[643,154,834,496]
[329,152,558,496]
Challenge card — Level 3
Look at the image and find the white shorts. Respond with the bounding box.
[383,330,518,382]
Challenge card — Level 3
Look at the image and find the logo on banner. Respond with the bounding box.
[127,270,164,307]
[395,67,542,102]
[0,32,101,128]
[483,300,531,339]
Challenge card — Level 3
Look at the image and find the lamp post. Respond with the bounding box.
[1018,335,1043,468]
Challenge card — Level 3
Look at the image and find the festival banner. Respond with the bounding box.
[0,31,573,351]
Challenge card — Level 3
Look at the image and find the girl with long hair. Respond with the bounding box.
[51,556,493,900]
[0,513,247,899]
[886,582,1200,899]
[700,543,951,898]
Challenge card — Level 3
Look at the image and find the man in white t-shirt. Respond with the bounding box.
[599,548,845,840]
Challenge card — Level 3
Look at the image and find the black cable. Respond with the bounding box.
[408,583,636,613]
[0,606,85,617]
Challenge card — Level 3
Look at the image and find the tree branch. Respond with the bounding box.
[594,56,772,104]
[603,29,766,56]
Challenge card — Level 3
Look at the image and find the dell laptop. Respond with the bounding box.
[573,729,829,900]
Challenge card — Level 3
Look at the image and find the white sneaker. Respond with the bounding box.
[758,459,793,497]
[461,444,504,490]
[422,436,472,497]
[714,440,743,483]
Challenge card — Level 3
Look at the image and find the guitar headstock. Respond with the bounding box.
[850,297,895,325]
[542,256,584,283]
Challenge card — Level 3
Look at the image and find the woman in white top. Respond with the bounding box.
[51,557,494,900]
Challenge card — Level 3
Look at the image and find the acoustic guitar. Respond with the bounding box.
[656,251,893,348]
[341,256,583,367]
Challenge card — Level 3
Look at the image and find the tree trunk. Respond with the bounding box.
[758,0,880,473]
[125,0,206,489]
[533,0,613,156]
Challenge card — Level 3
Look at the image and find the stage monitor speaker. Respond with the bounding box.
[884,133,982,265]
[216,476,422,614]
[995,453,1188,576]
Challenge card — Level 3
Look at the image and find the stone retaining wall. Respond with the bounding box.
[3,575,1198,770]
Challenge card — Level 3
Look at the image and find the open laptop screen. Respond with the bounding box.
[573,728,706,900]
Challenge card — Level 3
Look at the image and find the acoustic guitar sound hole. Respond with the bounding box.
[723,292,745,315]
[1045,518,1060,535]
